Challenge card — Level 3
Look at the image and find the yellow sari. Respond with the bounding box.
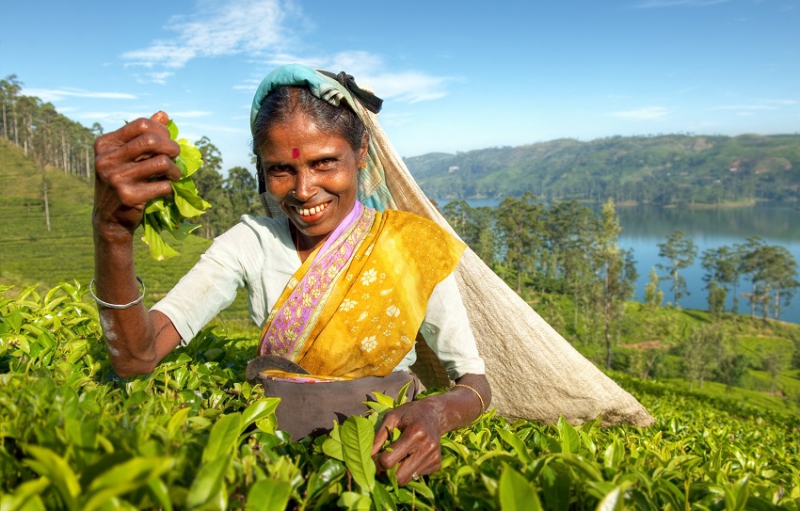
[258,204,465,379]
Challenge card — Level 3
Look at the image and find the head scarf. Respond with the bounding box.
[250,64,395,215]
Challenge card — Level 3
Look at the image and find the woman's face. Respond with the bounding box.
[259,111,366,250]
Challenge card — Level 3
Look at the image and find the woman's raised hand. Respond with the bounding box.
[93,111,182,239]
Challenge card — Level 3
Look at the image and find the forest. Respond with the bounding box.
[406,133,800,205]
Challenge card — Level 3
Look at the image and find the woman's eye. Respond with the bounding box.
[315,158,337,170]
[267,165,292,175]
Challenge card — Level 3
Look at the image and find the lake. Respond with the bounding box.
[444,199,800,325]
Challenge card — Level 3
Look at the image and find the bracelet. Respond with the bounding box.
[90,276,146,310]
[452,383,485,417]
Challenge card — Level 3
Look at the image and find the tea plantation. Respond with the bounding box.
[1,283,799,510]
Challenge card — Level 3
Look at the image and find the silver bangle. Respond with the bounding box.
[90,276,146,309]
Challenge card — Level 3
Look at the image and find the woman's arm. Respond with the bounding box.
[371,373,491,486]
[93,112,183,376]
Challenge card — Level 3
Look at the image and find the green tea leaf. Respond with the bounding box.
[141,118,209,260]
[245,480,292,511]
[186,455,230,509]
[499,464,542,511]
[202,412,242,463]
[340,416,376,493]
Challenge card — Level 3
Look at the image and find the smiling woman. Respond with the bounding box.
[92,64,491,486]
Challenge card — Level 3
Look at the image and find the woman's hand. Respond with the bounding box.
[93,111,182,240]
[92,111,183,377]
[371,373,491,485]
[371,398,444,486]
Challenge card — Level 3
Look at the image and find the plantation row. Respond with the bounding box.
[1,283,800,510]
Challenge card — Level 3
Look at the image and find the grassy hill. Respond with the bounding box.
[0,138,253,330]
[405,133,800,204]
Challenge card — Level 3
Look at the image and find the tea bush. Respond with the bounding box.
[1,283,799,510]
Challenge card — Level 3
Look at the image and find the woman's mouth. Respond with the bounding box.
[294,202,329,218]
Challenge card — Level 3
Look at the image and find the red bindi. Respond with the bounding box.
[291,148,300,159]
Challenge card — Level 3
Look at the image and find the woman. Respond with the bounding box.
[92,64,491,485]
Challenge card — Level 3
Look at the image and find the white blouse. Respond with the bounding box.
[152,214,485,379]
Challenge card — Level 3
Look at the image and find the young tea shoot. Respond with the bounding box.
[141,119,211,260]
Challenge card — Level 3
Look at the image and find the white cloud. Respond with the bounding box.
[631,0,731,7]
[22,88,137,102]
[265,51,451,104]
[713,100,798,115]
[170,110,212,118]
[122,0,294,80]
[609,106,670,119]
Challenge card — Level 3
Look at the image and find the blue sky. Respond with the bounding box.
[3,0,799,172]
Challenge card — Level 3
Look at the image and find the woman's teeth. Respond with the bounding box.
[296,203,328,217]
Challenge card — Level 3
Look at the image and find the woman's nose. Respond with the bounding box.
[294,170,317,201]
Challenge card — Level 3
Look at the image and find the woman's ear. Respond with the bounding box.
[358,131,370,169]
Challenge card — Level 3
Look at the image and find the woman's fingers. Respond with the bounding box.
[373,404,443,485]
[150,110,169,125]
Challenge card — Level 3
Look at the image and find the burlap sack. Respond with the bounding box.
[358,106,654,428]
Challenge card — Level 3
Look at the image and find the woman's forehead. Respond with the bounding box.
[260,117,352,159]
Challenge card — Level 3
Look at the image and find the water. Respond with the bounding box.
[442,199,800,324]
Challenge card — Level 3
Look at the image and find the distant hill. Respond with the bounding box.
[404,134,800,205]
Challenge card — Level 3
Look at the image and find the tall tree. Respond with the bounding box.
[193,137,229,238]
[592,199,637,369]
[546,200,598,328]
[657,230,697,306]
[742,243,799,322]
[496,192,544,293]
[701,245,741,314]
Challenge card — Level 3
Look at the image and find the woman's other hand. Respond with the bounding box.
[93,111,181,240]
[371,398,444,486]
[371,373,491,485]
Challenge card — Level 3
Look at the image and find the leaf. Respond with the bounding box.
[202,412,242,463]
[172,178,211,218]
[556,416,581,454]
[497,428,533,464]
[240,398,280,430]
[0,477,50,511]
[322,423,344,461]
[83,457,174,511]
[724,476,750,511]
[498,464,542,511]
[597,482,634,511]
[245,480,292,511]
[166,119,179,140]
[339,416,376,493]
[141,220,179,261]
[186,455,230,509]
[22,445,81,510]
[336,492,372,511]
[176,139,203,177]
[371,482,397,511]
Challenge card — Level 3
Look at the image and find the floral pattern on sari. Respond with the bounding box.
[259,207,466,379]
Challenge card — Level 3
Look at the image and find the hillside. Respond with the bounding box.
[0,138,251,325]
[405,133,800,204]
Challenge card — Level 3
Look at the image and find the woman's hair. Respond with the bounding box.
[252,86,366,156]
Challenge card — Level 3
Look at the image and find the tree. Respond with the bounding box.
[592,199,637,369]
[741,242,799,322]
[683,325,724,390]
[545,200,598,328]
[496,192,544,294]
[225,166,261,217]
[701,245,741,314]
[657,230,697,306]
[193,137,230,238]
